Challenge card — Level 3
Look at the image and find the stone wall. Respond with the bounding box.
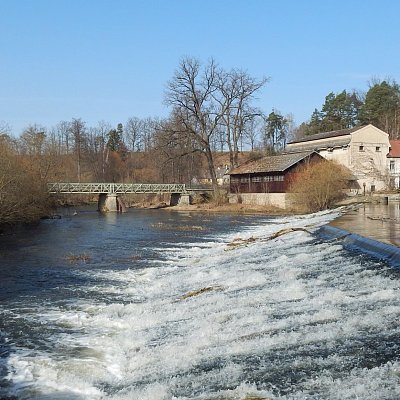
[228,193,291,209]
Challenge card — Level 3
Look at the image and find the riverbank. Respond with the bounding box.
[161,202,295,215]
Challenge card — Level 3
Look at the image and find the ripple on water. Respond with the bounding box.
[0,209,400,399]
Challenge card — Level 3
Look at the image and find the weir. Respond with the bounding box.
[3,210,400,398]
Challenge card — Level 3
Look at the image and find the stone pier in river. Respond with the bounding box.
[98,193,127,213]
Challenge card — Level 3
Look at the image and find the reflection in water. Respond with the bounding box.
[331,202,400,246]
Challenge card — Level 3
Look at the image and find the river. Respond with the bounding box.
[0,207,399,399]
[331,201,400,247]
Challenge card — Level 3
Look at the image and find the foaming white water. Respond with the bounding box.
[3,209,400,399]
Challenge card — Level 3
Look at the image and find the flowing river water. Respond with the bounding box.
[0,207,399,399]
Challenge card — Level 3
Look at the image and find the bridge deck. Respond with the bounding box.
[48,182,211,194]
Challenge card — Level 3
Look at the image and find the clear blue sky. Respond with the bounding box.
[1,0,399,135]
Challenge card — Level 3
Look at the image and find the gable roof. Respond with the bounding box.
[286,137,351,153]
[288,126,363,145]
[388,140,400,158]
[229,151,320,175]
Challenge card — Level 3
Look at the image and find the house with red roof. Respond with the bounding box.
[388,140,400,188]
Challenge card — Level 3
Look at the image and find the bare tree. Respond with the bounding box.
[165,57,223,188]
[19,124,47,155]
[210,123,227,152]
[215,69,268,168]
[69,118,86,182]
[86,121,112,181]
[47,126,62,155]
[165,58,268,185]
[243,115,263,151]
[0,121,12,136]
[154,113,203,183]
[142,117,158,151]
[54,121,72,154]
[125,117,144,151]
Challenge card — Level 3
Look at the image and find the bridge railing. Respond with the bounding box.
[47,182,190,194]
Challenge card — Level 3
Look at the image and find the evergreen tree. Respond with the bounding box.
[359,81,400,138]
[321,90,362,131]
[304,91,362,135]
[107,123,124,152]
[264,110,288,152]
[307,109,323,135]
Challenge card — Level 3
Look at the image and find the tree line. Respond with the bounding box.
[1,56,399,225]
[297,79,400,139]
[0,57,295,195]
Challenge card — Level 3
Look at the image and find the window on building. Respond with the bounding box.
[251,176,262,182]
[240,177,249,183]
[359,145,364,152]
[230,177,239,183]
[273,175,284,181]
[376,146,381,152]
[263,176,274,182]
[390,160,395,171]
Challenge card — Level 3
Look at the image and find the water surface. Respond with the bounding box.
[331,201,400,246]
[0,208,399,399]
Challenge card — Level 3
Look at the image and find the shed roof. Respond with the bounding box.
[288,126,363,145]
[388,140,400,158]
[229,151,319,175]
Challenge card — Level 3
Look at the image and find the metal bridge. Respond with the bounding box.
[47,182,201,194]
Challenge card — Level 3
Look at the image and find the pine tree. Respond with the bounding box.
[304,91,362,135]
[359,81,400,138]
[264,111,288,152]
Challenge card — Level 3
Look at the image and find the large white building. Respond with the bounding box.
[286,124,391,193]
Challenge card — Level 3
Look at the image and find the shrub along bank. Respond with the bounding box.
[0,144,53,228]
[289,160,352,212]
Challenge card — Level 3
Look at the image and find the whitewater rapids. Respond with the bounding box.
[1,209,399,399]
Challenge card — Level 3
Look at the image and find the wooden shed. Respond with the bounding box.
[229,151,323,194]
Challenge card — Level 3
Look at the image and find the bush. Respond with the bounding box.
[211,188,228,206]
[0,142,52,226]
[288,160,352,212]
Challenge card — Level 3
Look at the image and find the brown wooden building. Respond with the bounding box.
[229,151,323,193]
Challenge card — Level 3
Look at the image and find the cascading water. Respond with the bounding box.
[0,208,399,399]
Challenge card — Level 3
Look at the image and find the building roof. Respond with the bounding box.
[229,151,319,175]
[286,137,351,152]
[288,126,363,145]
[388,140,400,158]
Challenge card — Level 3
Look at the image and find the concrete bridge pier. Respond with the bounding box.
[170,193,191,206]
[98,193,127,213]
